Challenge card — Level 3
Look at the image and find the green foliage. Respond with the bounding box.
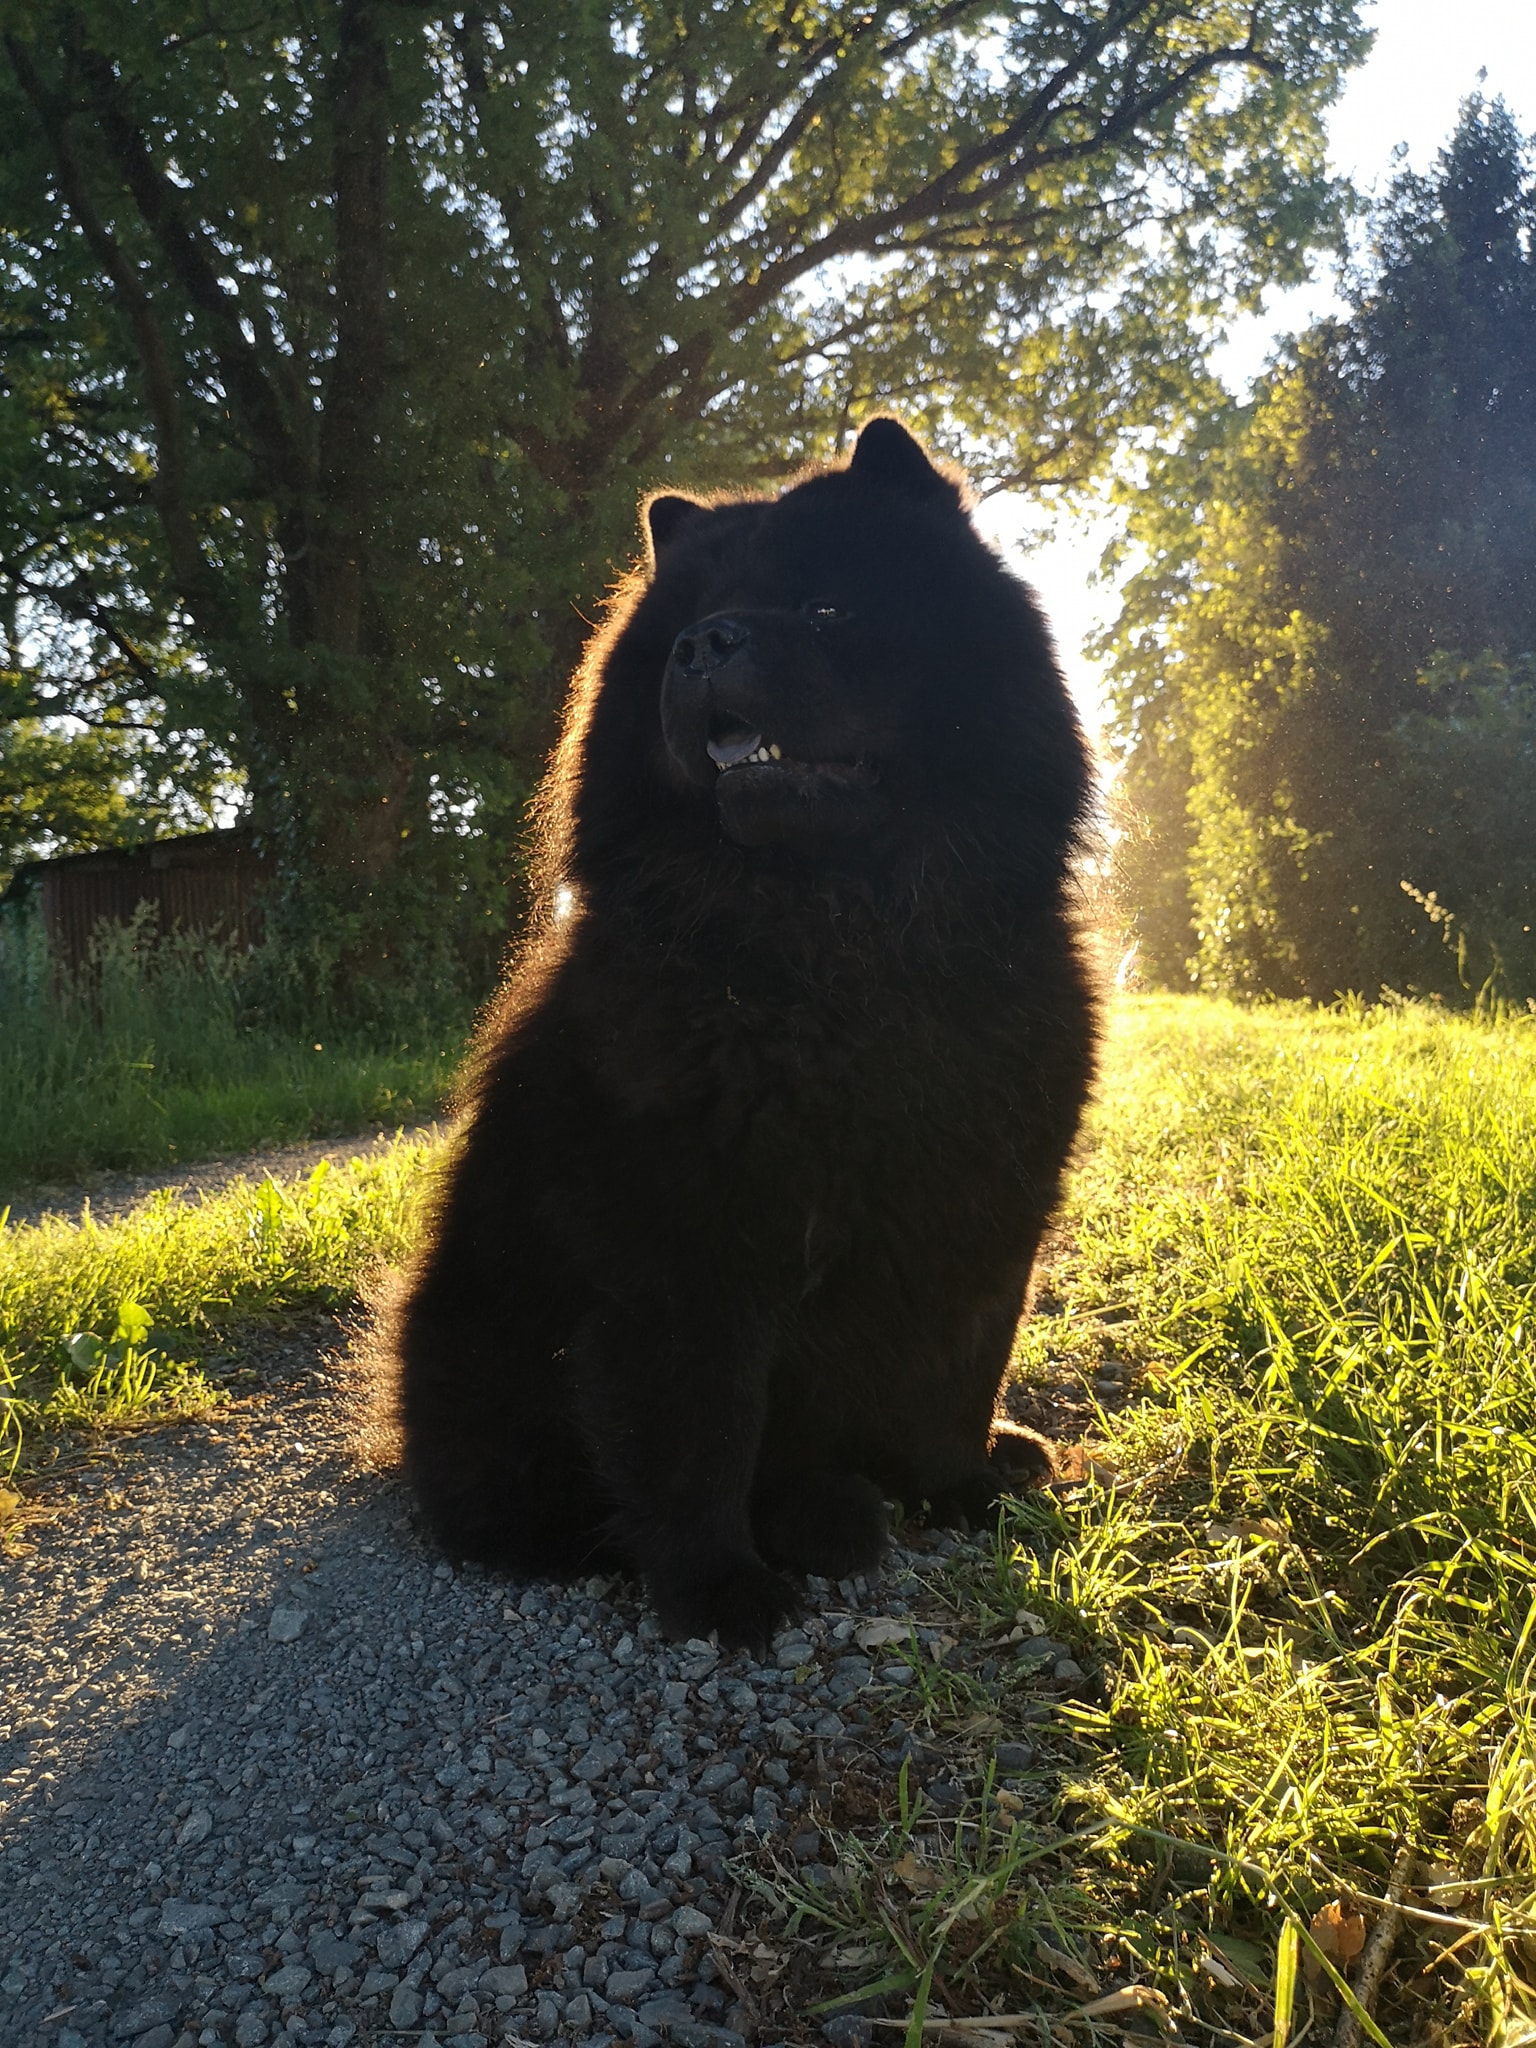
[0,1,1370,1006]
[768,995,1536,2045]
[1107,97,1536,1002]
[0,229,231,892]
[0,906,461,1186]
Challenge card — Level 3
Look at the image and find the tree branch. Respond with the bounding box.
[67,33,302,499]
[0,549,167,690]
[729,19,1278,323]
[312,0,394,657]
[3,30,233,640]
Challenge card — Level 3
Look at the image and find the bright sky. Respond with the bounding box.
[974,0,1536,738]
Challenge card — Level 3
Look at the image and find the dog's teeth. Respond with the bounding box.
[769,744,782,760]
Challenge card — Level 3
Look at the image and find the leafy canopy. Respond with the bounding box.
[1,1,1369,995]
[1105,96,1536,1004]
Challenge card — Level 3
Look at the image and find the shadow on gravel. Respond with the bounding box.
[3,1321,1100,2048]
[0,1326,971,2048]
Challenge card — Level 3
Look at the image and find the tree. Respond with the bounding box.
[0,239,228,890]
[1107,97,1536,1002]
[1,0,1370,1009]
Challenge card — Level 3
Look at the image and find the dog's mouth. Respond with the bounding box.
[706,708,864,780]
[706,709,780,770]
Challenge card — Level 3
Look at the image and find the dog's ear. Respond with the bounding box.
[645,494,705,561]
[847,417,961,506]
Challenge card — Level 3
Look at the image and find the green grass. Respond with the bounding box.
[5,990,1535,2040]
[0,1136,438,1477]
[0,909,464,1191]
[768,996,1536,2048]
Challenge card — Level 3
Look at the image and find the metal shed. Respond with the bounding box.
[2,828,273,972]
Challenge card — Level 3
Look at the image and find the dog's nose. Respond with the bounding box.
[670,615,750,674]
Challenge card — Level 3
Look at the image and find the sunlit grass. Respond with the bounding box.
[775,996,1536,2048]
[0,1136,440,1475]
[7,991,1536,2038]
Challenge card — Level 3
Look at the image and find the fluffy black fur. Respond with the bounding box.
[395,419,1100,1647]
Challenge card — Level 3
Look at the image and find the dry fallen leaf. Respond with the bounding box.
[1304,1899,1368,1986]
[855,1617,911,1651]
[1208,1516,1289,1546]
[1418,1860,1467,1911]
[1036,1940,1100,1995]
[891,1851,943,1893]
[1075,1984,1170,2020]
[993,1787,1024,1820]
[0,1486,22,1526]
[1194,1951,1242,1990]
[958,1712,1005,1737]
[1015,1608,1047,1633]
[928,1632,957,1664]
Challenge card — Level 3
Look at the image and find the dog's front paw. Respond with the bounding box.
[753,1470,889,1576]
[650,1556,801,1654]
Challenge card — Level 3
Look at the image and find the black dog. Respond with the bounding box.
[394,419,1099,1646]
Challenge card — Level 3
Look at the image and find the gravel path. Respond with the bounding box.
[0,1325,1007,2048]
[7,1127,442,1233]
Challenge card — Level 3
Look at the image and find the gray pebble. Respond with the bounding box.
[157,1899,221,1937]
[309,1930,360,1974]
[606,1966,658,2004]
[114,1995,181,2037]
[822,2017,875,2046]
[388,1982,423,2029]
[266,1605,308,1642]
[262,1962,312,1999]
[375,1917,430,1969]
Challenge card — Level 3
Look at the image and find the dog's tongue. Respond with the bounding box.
[706,728,764,767]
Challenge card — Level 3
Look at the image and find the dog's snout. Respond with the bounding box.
[670,615,751,674]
